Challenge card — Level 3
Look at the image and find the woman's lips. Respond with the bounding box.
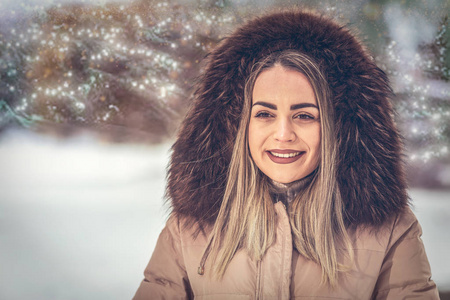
[266,150,304,164]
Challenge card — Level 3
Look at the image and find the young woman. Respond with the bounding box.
[133,10,438,299]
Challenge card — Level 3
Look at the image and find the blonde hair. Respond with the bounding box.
[208,50,353,286]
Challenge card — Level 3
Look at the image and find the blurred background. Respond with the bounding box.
[0,0,449,299]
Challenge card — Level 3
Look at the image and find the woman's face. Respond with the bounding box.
[248,65,321,184]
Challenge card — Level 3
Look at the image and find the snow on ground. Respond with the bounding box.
[0,129,449,300]
[0,130,170,300]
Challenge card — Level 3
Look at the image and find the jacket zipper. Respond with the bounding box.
[256,260,263,299]
[279,203,287,300]
[255,201,288,299]
[277,200,289,300]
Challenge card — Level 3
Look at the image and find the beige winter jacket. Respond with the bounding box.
[133,202,438,299]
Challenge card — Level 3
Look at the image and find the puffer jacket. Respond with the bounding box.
[133,203,437,299]
[133,9,439,299]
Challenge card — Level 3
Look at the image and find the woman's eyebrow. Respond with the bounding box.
[290,103,318,110]
[252,101,318,110]
[252,101,276,109]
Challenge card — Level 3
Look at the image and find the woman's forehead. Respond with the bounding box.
[252,65,317,106]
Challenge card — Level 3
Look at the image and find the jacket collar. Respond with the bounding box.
[269,173,314,205]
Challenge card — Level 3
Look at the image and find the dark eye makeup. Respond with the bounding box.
[254,111,318,121]
[254,111,273,118]
[294,113,315,120]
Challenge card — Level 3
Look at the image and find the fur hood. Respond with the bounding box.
[167,10,408,227]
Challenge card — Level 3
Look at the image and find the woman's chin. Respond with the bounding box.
[266,169,316,184]
[268,175,300,184]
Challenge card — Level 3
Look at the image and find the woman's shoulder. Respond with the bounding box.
[389,205,421,236]
[350,206,423,252]
[383,206,427,255]
[164,213,211,246]
[369,208,438,297]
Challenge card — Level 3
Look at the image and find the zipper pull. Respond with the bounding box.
[198,266,204,275]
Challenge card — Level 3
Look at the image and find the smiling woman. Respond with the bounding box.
[133,9,439,299]
[248,55,322,184]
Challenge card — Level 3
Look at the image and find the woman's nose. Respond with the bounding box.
[274,118,296,142]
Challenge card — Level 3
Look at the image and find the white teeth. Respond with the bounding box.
[270,151,301,158]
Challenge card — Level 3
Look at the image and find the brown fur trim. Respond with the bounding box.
[167,10,408,228]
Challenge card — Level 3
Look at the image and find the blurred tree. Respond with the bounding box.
[0,0,449,186]
[0,0,244,142]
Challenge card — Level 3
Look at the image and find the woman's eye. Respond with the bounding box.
[295,113,315,120]
[255,111,273,118]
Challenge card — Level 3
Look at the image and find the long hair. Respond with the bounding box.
[208,50,353,286]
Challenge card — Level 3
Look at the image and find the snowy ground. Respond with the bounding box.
[0,129,449,300]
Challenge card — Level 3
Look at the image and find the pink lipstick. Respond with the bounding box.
[266,150,304,164]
